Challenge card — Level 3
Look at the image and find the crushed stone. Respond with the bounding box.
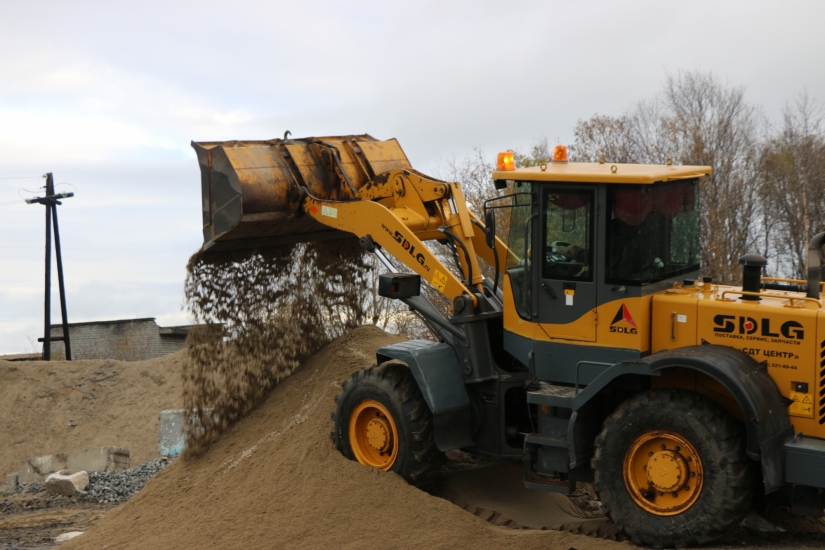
[9,458,172,505]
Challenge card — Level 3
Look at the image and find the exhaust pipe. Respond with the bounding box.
[807,232,825,299]
[739,254,767,301]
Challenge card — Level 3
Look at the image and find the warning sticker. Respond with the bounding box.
[432,270,447,292]
[321,205,338,218]
[789,391,814,418]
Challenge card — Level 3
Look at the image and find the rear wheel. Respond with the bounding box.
[332,362,443,490]
[592,388,753,547]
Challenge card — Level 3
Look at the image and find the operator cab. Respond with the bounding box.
[490,148,711,380]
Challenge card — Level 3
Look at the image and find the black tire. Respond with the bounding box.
[592,388,753,547]
[332,362,444,490]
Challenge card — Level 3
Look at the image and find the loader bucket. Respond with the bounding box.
[192,134,412,252]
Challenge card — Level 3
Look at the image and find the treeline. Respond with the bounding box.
[444,70,825,284]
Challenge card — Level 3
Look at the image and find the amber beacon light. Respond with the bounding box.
[496,151,516,171]
[552,145,568,163]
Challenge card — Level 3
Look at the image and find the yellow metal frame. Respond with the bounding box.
[652,284,825,438]
[302,168,511,306]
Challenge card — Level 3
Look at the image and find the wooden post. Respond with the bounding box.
[29,173,74,360]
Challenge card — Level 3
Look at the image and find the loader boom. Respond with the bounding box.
[302,169,507,304]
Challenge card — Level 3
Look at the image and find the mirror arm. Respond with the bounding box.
[475,216,500,295]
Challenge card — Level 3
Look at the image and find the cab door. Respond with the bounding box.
[536,185,597,341]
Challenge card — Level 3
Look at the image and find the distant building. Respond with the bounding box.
[45,318,197,361]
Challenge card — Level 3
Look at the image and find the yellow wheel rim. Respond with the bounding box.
[348,399,399,470]
[623,430,704,516]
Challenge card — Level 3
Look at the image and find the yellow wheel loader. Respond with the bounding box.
[193,135,825,547]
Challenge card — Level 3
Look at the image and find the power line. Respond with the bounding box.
[0,176,43,180]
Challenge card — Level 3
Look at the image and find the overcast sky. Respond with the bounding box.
[1,0,824,353]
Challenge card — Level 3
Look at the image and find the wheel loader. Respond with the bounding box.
[192,134,825,547]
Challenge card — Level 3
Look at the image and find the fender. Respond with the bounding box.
[571,345,792,493]
[376,340,474,452]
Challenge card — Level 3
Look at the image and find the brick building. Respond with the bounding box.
[47,318,196,361]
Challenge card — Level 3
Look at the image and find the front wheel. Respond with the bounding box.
[592,389,753,547]
[332,362,443,490]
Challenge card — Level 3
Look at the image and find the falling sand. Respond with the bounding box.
[180,241,370,456]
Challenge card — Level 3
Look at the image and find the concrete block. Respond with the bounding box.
[159,409,186,456]
[45,470,90,496]
[159,409,214,456]
[6,473,18,492]
[19,447,130,484]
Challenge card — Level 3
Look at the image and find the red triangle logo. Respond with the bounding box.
[611,304,637,328]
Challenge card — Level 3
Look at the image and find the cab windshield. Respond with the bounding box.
[606,180,699,285]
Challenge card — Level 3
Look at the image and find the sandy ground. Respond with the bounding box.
[1,326,824,549]
[55,326,619,550]
[0,352,183,477]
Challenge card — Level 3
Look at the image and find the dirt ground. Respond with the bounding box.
[0,352,183,478]
[2,326,825,549]
[0,502,113,549]
[56,326,618,550]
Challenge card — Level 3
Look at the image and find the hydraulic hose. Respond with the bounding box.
[440,227,474,288]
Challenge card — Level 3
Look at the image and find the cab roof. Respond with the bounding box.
[492,161,711,185]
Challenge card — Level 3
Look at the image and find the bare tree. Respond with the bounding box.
[570,114,641,163]
[513,138,553,167]
[660,72,765,282]
[760,93,825,278]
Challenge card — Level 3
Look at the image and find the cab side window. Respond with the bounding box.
[505,182,534,319]
[542,190,593,282]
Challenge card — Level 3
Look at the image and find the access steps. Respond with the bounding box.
[521,383,583,493]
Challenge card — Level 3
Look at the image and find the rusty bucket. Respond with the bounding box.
[192,134,411,251]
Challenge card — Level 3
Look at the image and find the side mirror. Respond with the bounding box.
[484,209,496,249]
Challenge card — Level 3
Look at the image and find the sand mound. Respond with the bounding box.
[0,352,183,477]
[62,326,621,550]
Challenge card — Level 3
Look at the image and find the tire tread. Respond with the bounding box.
[592,388,752,548]
[332,362,444,491]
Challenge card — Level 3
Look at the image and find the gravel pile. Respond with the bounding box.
[17,481,42,494]
[11,457,173,504]
[83,457,172,503]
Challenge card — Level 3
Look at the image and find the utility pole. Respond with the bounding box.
[27,173,74,360]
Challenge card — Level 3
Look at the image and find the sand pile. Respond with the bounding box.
[62,327,621,550]
[0,352,183,477]
[182,241,370,455]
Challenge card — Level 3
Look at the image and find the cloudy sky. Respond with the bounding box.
[1,0,823,353]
